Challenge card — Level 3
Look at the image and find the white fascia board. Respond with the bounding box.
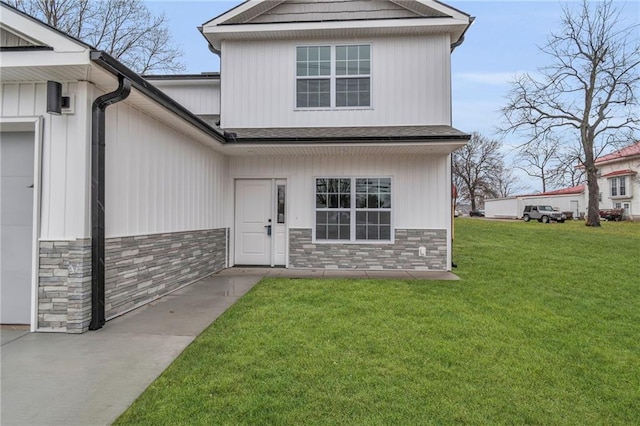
[202,0,284,28]
[0,50,91,68]
[0,5,89,53]
[398,0,471,21]
[151,79,220,88]
[204,17,470,49]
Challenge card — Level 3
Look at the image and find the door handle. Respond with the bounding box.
[264,224,272,236]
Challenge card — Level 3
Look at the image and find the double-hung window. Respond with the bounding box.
[315,177,391,242]
[296,44,371,109]
[296,46,331,108]
[610,176,626,197]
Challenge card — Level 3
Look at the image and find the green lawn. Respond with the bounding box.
[116,219,640,425]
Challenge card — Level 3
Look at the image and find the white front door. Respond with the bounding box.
[1,131,35,324]
[234,179,287,266]
[235,180,274,265]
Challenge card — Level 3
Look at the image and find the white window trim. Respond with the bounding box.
[313,176,394,244]
[610,176,627,198]
[294,44,372,111]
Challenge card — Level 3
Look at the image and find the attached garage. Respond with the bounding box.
[0,119,42,327]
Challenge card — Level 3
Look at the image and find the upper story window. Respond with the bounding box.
[610,176,626,197]
[296,44,371,109]
[296,46,331,108]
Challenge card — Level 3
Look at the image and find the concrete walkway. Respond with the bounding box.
[218,267,459,280]
[1,267,457,426]
[0,273,261,426]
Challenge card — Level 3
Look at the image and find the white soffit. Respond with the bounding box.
[222,141,467,157]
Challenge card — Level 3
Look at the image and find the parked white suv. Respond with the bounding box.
[522,205,566,223]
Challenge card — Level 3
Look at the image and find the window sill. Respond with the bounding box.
[610,195,632,200]
[312,239,394,245]
[294,107,374,112]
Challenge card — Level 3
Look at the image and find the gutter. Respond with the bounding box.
[89,51,227,143]
[87,50,228,330]
[451,16,474,52]
[89,75,131,330]
[223,134,471,144]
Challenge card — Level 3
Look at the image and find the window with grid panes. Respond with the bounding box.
[296,44,370,109]
[355,178,391,240]
[315,177,391,242]
[315,178,351,240]
[296,46,331,108]
[336,45,370,107]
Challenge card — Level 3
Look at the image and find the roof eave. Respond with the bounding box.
[202,16,471,51]
[90,51,227,144]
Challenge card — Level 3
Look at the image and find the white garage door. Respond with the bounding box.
[1,131,35,324]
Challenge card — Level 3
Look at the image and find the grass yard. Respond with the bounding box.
[116,219,640,425]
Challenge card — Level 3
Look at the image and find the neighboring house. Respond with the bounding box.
[0,0,473,332]
[485,186,586,219]
[486,141,640,220]
[594,141,640,220]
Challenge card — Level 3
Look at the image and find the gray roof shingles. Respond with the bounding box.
[223,125,470,142]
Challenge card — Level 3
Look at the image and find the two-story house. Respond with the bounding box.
[595,141,640,219]
[0,0,473,332]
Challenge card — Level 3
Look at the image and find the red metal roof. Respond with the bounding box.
[532,185,586,196]
[601,169,638,178]
[595,141,640,164]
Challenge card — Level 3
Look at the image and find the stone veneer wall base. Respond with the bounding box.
[38,239,92,333]
[289,228,447,270]
[104,228,227,319]
[37,228,227,333]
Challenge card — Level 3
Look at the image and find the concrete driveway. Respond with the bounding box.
[0,273,262,426]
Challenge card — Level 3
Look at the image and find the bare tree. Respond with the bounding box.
[514,136,562,193]
[550,147,586,188]
[453,132,504,209]
[501,0,640,226]
[495,166,529,198]
[7,0,184,74]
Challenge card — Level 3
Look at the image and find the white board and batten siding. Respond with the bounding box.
[1,81,230,240]
[229,155,452,230]
[1,27,35,47]
[220,35,451,128]
[151,80,221,116]
[104,98,229,238]
[1,81,92,240]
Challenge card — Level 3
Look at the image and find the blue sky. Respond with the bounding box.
[145,0,639,145]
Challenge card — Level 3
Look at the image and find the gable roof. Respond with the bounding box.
[595,141,640,165]
[201,0,473,53]
[223,0,446,25]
